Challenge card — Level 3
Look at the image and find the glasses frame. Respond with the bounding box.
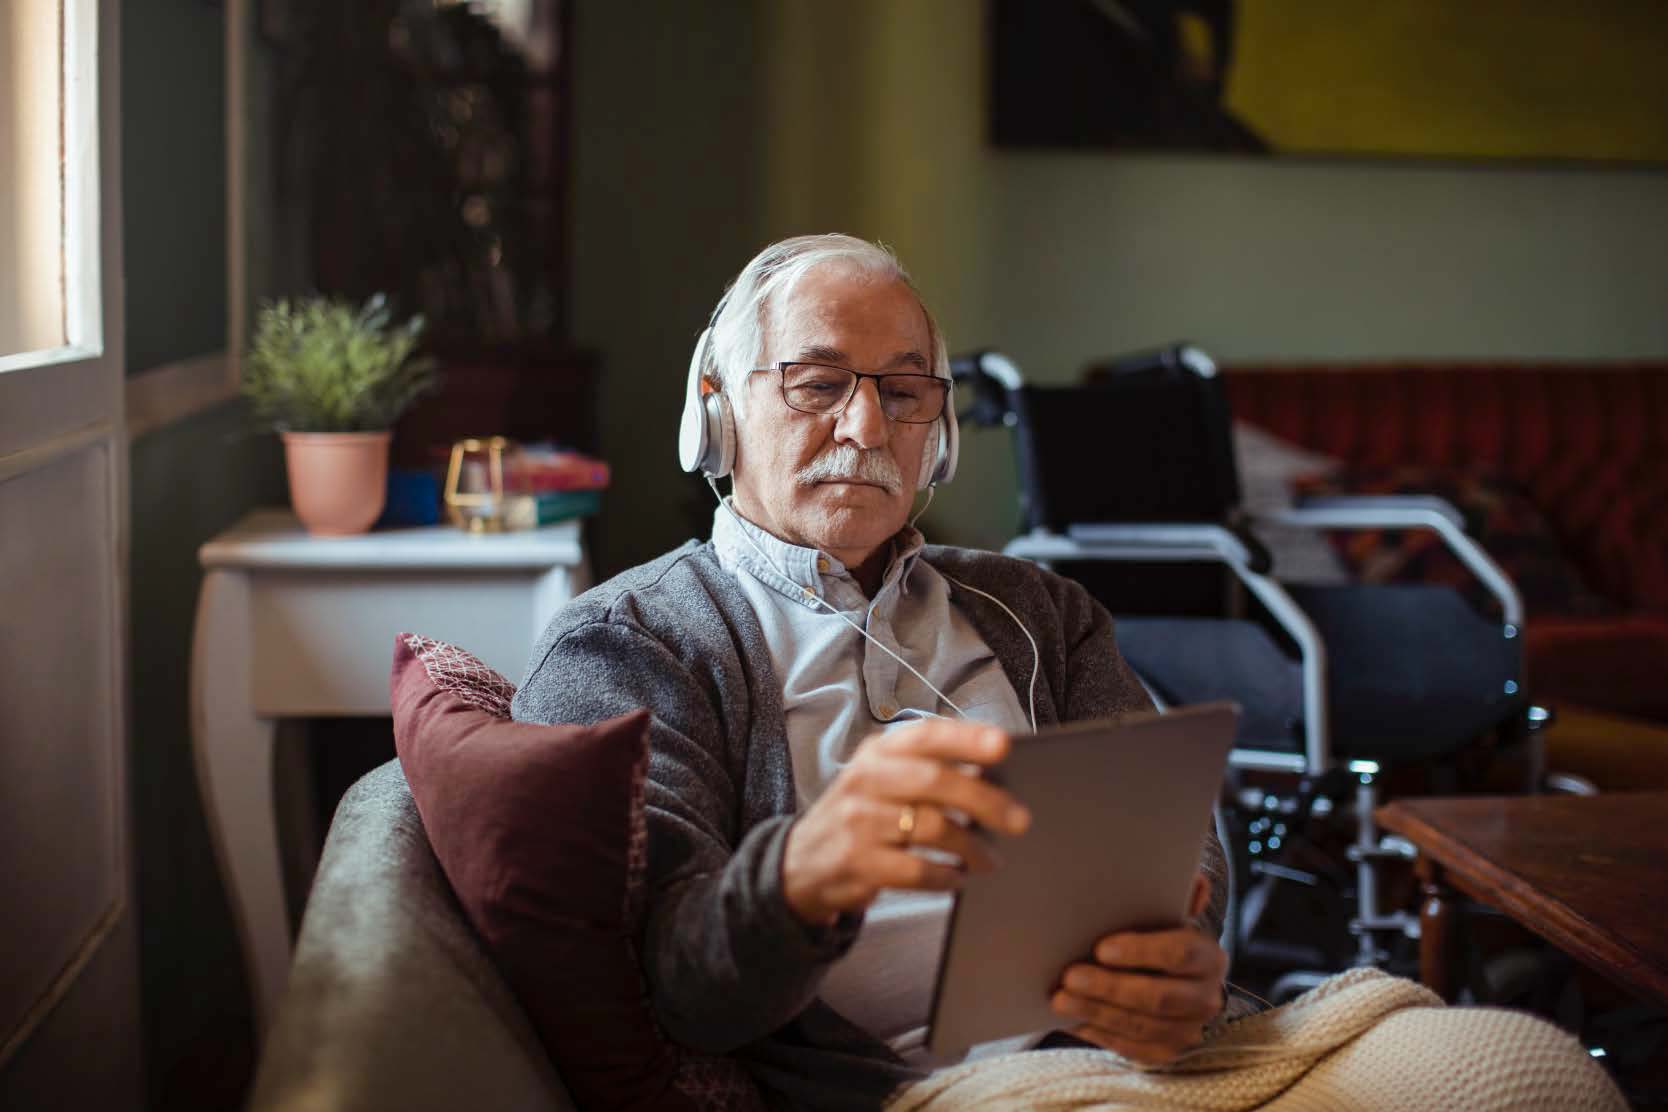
[750,361,952,424]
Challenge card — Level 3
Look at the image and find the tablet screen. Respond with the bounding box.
[926,701,1238,1055]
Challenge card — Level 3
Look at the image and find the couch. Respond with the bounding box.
[246,762,1634,1110]
[247,633,1640,1109]
[246,760,575,1112]
[1224,361,1668,723]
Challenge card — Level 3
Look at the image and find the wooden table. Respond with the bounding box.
[1377,792,1668,1010]
[192,510,589,1034]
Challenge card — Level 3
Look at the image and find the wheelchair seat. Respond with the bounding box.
[1115,618,1303,753]
[1285,583,1521,762]
[1121,585,1521,765]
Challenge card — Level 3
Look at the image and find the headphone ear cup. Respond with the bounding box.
[705,390,736,478]
[936,402,959,484]
[678,329,714,474]
[918,403,959,489]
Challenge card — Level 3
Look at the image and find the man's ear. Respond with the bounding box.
[1189,872,1211,920]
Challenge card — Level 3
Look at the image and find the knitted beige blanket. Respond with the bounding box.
[889,968,1625,1111]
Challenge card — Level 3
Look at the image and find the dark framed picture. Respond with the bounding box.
[991,0,1668,165]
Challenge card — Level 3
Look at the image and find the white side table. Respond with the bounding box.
[190,510,590,1032]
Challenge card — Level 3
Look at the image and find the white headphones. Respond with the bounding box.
[677,323,960,489]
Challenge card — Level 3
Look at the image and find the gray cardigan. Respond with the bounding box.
[512,541,1229,1111]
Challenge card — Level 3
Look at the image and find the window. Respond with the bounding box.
[0,0,99,374]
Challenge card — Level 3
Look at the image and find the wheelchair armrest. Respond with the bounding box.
[1004,524,1331,776]
[1230,522,1275,576]
[1262,500,1525,629]
[1043,523,1274,575]
[1058,521,1251,562]
[1286,493,1466,529]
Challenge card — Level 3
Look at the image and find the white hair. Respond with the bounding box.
[701,234,950,418]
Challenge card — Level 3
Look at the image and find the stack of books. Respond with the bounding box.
[501,447,609,529]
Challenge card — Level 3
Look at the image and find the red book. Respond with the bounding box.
[505,450,610,493]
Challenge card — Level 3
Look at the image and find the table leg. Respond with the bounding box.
[190,569,287,1037]
[1417,856,1457,1002]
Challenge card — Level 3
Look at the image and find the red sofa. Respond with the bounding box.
[1223,362,1668,723]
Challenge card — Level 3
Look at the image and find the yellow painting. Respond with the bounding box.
[991,0,1668,163]
[1227,0,1668,162]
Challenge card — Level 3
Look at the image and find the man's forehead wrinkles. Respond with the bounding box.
[798,344,847,364]
[792,346,929,371]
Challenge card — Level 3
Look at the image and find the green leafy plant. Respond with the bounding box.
[243,294,438,432]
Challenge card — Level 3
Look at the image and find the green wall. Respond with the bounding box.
[129,403,284,1109]
[123,5,297,1107]
[121,0,226,375]
[567,0,768,576]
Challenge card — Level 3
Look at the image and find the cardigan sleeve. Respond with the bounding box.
[511,616,861,1053]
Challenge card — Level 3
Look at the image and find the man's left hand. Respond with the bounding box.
[1049,872,1227,1065]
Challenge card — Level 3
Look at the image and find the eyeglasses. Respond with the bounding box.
[751,362,951,424]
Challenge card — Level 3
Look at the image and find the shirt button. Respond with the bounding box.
[816,558,830,573]
[877,703,898,719]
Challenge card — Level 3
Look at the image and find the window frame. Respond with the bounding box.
[0,0,99,376]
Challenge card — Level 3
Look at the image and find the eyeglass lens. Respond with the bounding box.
[781,363,946,423]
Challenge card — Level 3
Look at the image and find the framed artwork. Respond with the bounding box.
[991,0,1668,165]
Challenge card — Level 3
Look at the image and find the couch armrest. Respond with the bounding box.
[247,761,574,1112]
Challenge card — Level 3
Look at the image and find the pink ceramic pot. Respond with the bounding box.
[281,430,391,535]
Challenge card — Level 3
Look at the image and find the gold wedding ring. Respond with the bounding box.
[897,803,918,845]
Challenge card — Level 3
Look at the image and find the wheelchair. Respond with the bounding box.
[954,345,1554,996]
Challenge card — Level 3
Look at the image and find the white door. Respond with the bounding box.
[0,0,141,1106]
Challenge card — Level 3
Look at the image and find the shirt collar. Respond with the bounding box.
[711,499,927,608]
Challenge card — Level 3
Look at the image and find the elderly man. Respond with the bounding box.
[511,234,1232,1108]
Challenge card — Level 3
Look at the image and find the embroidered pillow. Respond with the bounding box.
[390,634,763,1111]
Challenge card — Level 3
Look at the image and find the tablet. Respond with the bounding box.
[925,701,1239,1056]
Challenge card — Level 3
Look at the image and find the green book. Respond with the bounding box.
[504,489,601,530]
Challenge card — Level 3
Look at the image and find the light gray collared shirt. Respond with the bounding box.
[711,501,1030,1056]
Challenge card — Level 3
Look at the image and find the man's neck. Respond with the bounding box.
[721,499,900,599]
[849,545,890,598]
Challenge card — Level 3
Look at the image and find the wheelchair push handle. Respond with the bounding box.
[1087,343,1218,381]
[949,349,1025,427]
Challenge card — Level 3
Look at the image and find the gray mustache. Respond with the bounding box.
[796,446,902,494]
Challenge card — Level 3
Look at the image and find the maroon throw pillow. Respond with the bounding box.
[390,634,763,1112]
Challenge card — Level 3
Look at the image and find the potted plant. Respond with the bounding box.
[244,293,437,534]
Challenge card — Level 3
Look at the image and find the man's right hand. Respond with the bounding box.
[781,720,1031,926]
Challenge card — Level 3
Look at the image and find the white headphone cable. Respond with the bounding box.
[709,479,973,719]
[939,574,1040,734]
[907,484,935,530]
[707,478,1041,733]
